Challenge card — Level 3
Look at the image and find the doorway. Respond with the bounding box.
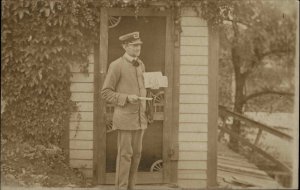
[97,8,175,184]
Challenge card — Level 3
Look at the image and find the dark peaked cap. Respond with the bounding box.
[119,31,143,45]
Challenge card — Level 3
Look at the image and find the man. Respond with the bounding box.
[101,31,147,190]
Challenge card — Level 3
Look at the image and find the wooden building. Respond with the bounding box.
[68,5,219,189]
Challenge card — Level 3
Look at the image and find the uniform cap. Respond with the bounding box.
[119,31,143,45]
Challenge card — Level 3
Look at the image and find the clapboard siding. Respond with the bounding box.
[70,130,93,140]
[180,46,208,56]
[70,159,93,169]
[70,83,94,92]
[179,104,208,113]
[71,92,94,102]
[181,26,208,37]
[180,56,208,65]
[70,150,93,159]
[69,53,94,178]
[180,85,208,94]
[69,121,93,131]
[181,37,208,46]
[178,170,207,179]
[179,132,207,142]
[178,179,207,188]
[178,161,207,170]
[180,94,208,103]
[179,123,208,133]
[70,140,93,149]
[70,73,94,82]
[179,151,207,161]
[180,65,208,75]
[179,142,208,151]
[179,114,208,123]
[70,111,93,121]
[180,75,208,84]
[70,64,94,73]
[75,102,94,112]
[178,9,209,189]
[181,17,207,27]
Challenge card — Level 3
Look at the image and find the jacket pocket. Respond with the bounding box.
[119,103,139,113]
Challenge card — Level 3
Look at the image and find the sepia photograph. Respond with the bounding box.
[1,0,299,190]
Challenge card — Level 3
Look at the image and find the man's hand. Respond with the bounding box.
[127,95,139,104]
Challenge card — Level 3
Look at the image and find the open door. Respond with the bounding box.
[96,8,175,184]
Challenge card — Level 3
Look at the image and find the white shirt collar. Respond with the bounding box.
[124,53,137,62]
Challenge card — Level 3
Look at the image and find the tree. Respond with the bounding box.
[218,0,297,151]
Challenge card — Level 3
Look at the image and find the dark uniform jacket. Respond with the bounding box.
[101,53,147,130]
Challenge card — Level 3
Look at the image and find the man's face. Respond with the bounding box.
[123,43,141,57]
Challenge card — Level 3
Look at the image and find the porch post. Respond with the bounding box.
[94,8,108,184]
[207,23,219,187]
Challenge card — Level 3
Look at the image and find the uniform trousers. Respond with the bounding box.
[115,129,144,190]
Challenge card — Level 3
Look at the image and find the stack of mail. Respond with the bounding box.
[143,72,168,89]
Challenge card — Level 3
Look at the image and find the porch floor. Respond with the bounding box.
[217,142,283,189]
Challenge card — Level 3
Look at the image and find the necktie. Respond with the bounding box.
[132,59,139,67]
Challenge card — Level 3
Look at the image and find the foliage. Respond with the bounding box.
[1,0,99,144]
[218,0,296,112]
[219,45,234,108]
[216,0,296,151]
[1,138,91,187]
[1,0,100,186]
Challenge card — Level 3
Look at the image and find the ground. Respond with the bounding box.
[1,186,182,190]
[1,139,93,188]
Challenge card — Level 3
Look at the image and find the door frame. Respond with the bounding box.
[94,8,178,185]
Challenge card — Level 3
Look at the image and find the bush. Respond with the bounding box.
[1,137,92,187]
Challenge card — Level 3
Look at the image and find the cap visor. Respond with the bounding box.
[128,39,143,45]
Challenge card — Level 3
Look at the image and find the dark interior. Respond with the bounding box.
[106,16,166,172]
[108,16,166,73]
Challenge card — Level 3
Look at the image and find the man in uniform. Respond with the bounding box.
[101,31,148,190]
